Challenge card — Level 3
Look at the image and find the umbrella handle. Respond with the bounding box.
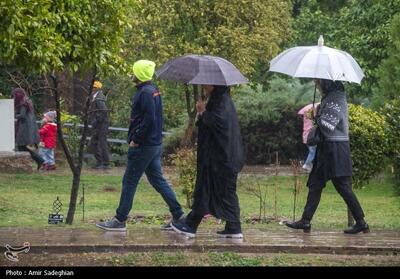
[312,84,316,109]
[199,92,206,101]
[312,84,317,122]
[198,85,206,101]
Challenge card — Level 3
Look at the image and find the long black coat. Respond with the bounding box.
[191,86,244,222]
[15,106,40,146]
[88,90,109,153]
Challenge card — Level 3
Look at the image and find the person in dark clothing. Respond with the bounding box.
[285,79,369,234]
[171,85,244,238]
[96,60,184,232]
[88,81,111,169]
[12,88,45,170]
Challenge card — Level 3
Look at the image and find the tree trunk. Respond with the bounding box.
[51,73,76,171]
[50,68,95,225]
[66,171,81,224]
[65,69,96,225]
[181,84,199,147]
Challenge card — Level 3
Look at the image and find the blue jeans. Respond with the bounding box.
[116,145,183,222]
[304,145,317,167]
[39,147,55,165]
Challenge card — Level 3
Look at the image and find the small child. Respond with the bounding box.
[39,111,57,171]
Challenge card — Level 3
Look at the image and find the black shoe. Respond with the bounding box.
[216,229,243,239]
[37,162,46,171]
[344,221,370,234]
[96,217,127,232]
[161,214,185,231]
[285,219,311,233]
[171,221,196,238]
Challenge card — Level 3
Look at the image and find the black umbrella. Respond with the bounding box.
[155,54,248,86]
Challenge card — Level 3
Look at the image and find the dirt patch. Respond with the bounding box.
[102,186,118,192]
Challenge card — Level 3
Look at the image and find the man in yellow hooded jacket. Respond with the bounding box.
[96,60,184,231]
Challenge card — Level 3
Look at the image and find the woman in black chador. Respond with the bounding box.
[172,85,244,238]
[286,79,369,234]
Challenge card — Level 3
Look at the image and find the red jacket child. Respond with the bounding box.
[39,112,57,149]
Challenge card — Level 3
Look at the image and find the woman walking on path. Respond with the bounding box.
[285,79,369,234]
[12,88,45,170]
[171,85,244,238]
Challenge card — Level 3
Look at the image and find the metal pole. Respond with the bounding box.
[82,183,85,222]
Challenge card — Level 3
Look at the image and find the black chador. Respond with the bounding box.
[190,86,244,229]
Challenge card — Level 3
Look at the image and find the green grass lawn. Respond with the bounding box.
[0,169,399,230]
[3,251,400,266]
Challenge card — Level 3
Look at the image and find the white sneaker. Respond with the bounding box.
[302,164,312,172]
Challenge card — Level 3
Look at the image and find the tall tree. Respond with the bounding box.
[375,13,400,105]
[0,0,133,224]
[292,0,400,103]
[126,0,292,145]
[334,0,400,103]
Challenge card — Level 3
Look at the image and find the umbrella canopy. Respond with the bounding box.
[155,54,248,86]
[269,36,364,84]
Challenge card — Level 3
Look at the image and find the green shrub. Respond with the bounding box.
[60,111,80,161]
[348,104,388,188]
[373,14,400,107]
[237,100,305,164]
[384,99,400,192]
[162,126,186,163]
[233,78,315,164]
[170,148,197,208]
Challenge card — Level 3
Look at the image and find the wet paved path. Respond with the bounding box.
[1,228,399,255]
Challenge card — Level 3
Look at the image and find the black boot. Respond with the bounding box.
[344,220,370,234]
[285,219,311,233]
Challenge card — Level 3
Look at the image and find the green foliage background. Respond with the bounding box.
[348,104,388,188]
[0,0,398,189]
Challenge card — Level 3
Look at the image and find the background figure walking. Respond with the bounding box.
[12,88,45,170]
[88,81,111,169]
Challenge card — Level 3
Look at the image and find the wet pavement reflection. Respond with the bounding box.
[0,227,399,255]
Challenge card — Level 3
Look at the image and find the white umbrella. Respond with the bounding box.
[269,36,364,84]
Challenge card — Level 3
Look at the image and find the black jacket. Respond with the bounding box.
[127,81,163,146]
[89,90,109,128]
[316,90,349,141]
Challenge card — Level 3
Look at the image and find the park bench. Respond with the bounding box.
[37,121,171,144]
[37,121,172,165]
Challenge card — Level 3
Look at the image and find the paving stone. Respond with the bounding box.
[1,227,399,255]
